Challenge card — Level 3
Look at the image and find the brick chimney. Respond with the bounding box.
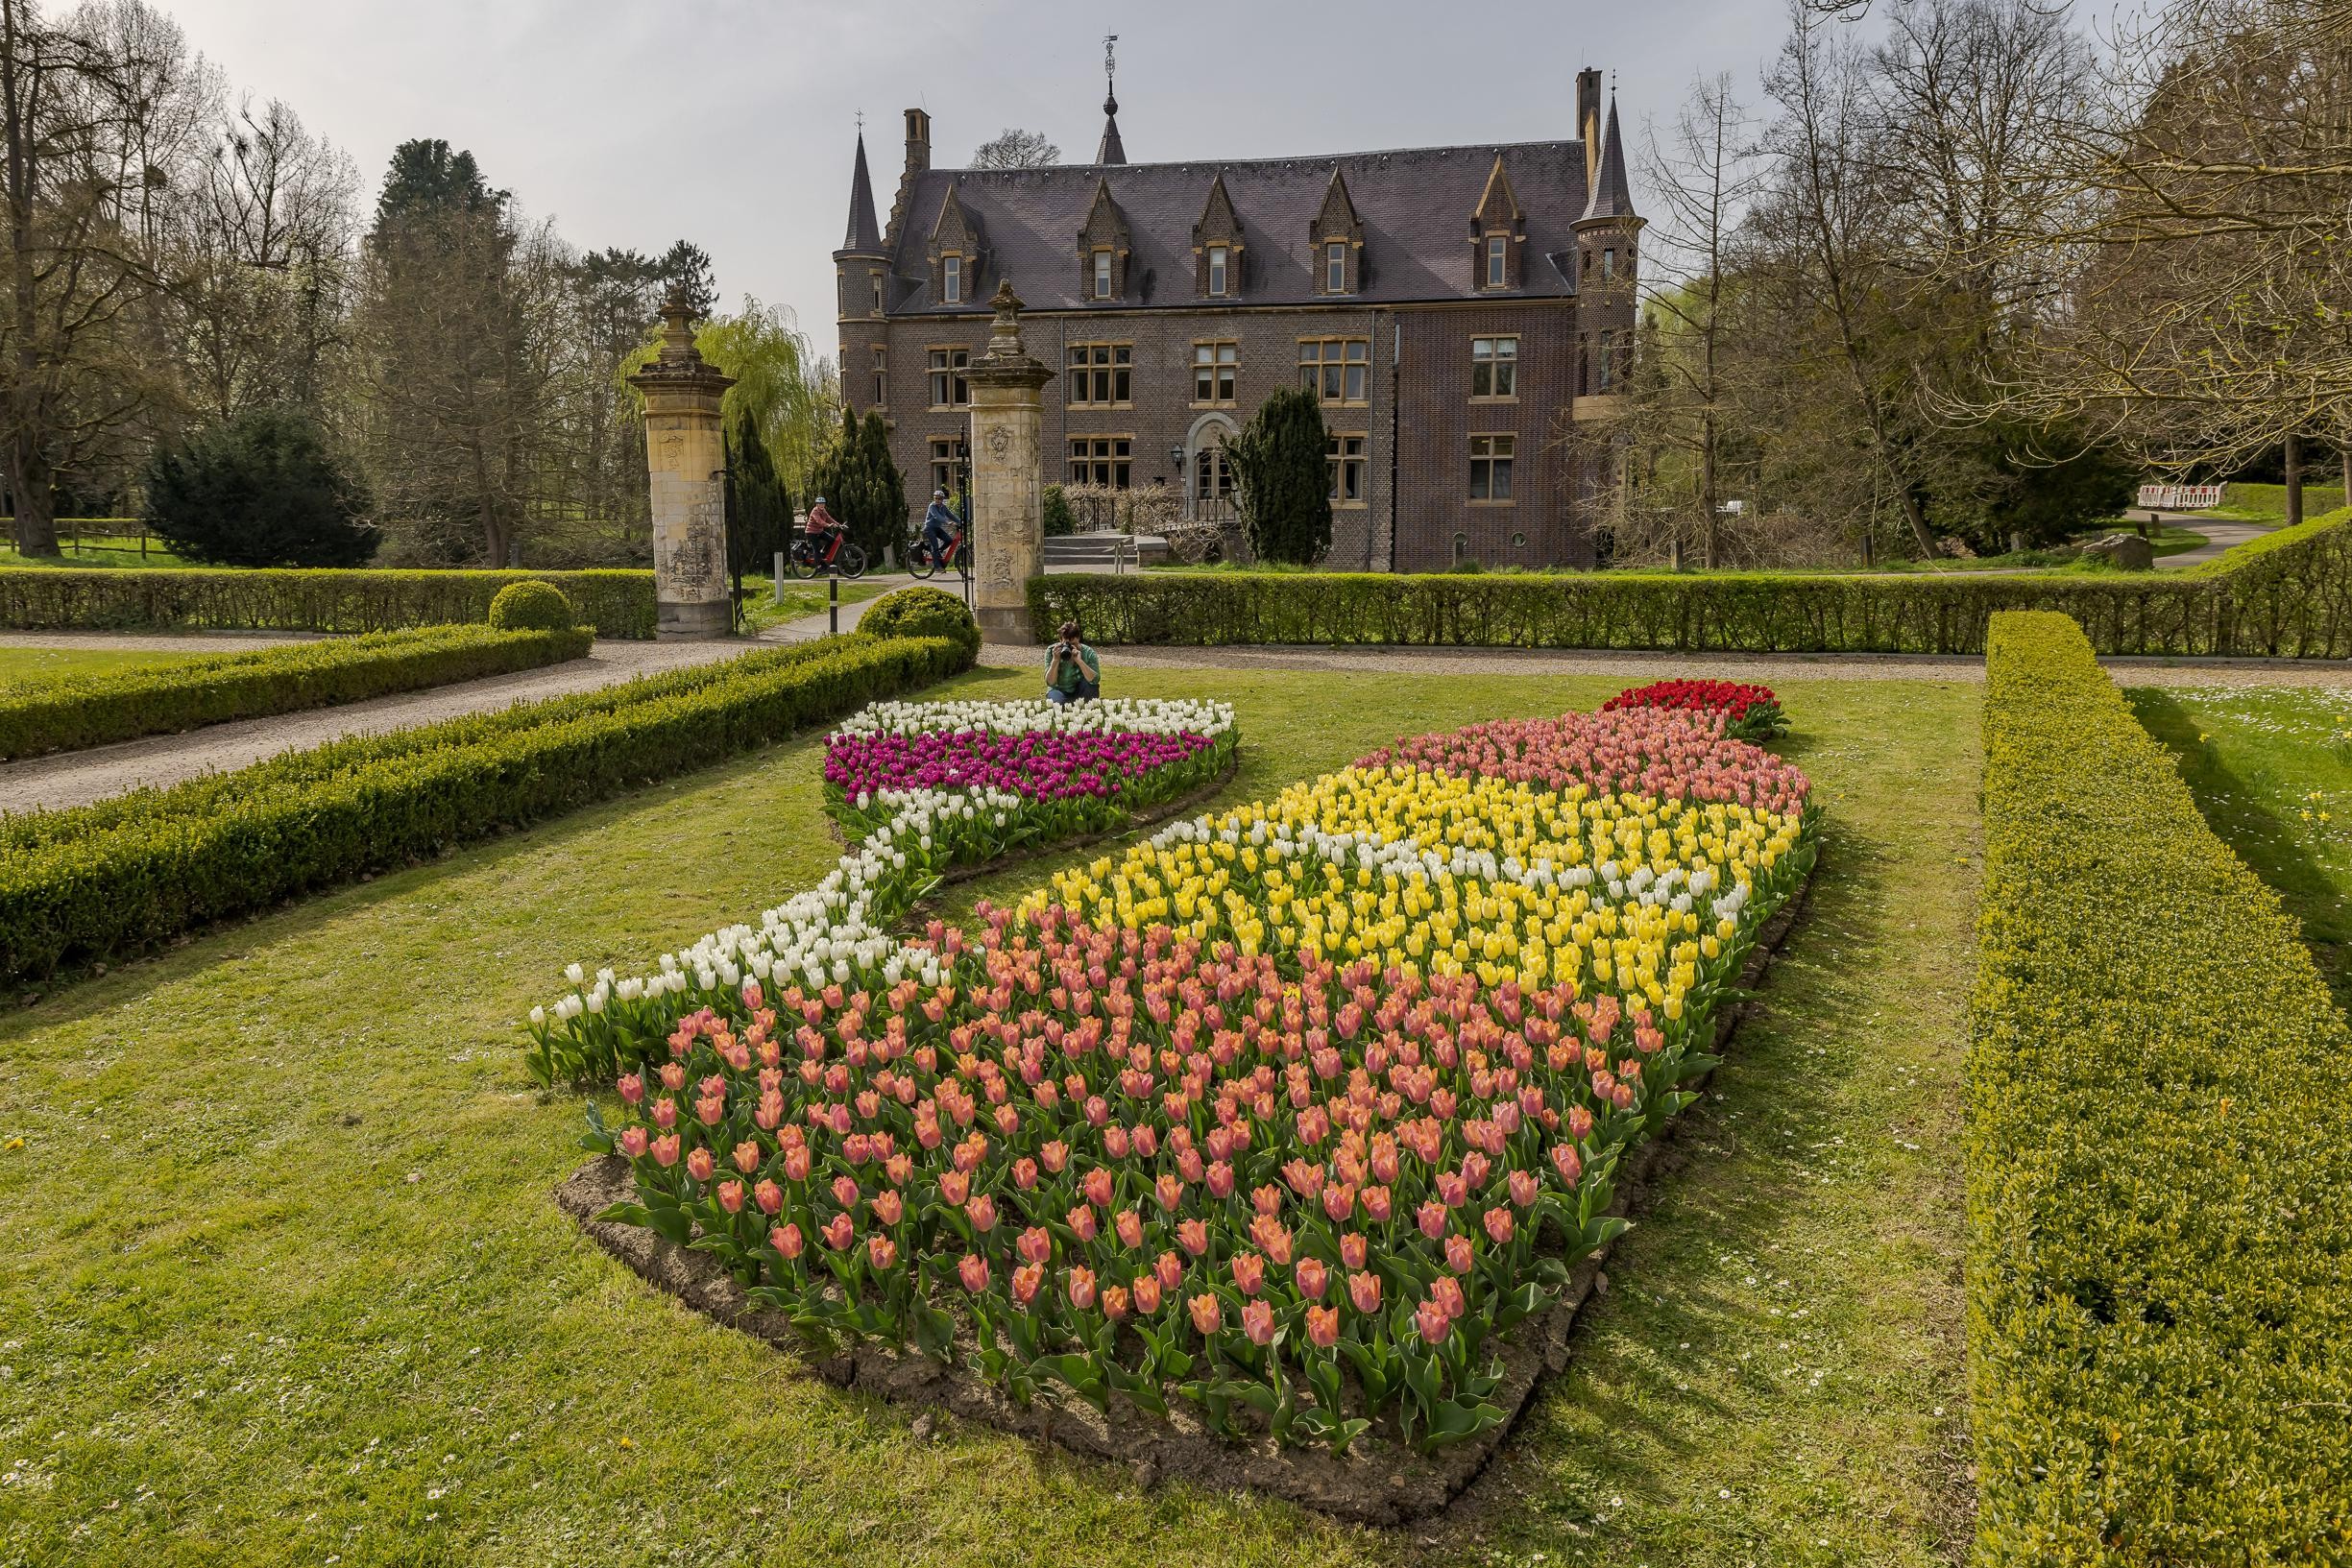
[887,108,932,252]
[1576,69,1602,189]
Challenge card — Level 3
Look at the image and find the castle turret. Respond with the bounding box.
[834,130,889,416]
[1571,95,1643,417]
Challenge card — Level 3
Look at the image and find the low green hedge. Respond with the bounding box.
[1970,611,2352,1559]
[1031,507,2352,657]
[0,566,657,639]
[0,632,970,987]
[0,623,594,760]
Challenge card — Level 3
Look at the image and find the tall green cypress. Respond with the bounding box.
[855,410,909,564]
[1228,387,1332,565]
[725,404,789,616]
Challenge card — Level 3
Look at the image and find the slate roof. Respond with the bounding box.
[839,133,884,256]
[1579,100,1635,223]
[882,138,1600,314]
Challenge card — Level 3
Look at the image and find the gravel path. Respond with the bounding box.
[0,638,756,816]
[0,629,326,655]
[978,640,2351,690]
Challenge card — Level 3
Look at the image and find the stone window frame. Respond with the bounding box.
[1323,240,1350,296]
[1068,434,1135,490]
[1065,341,1134,409]
[1470,335,1519,401]
[1484,233,1510,290]
[871,272,885,313]
[1192,339,1239,405]
[1468,432,1516,504]
[1297,336,1370,408]
[1091,248,1115,301]
[1326,431,1369,508]
[940,253,967,305]
[1206,243,1233,299]
[927,346,971,410]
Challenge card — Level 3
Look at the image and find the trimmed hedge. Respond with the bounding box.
[858,584,981,663]
[1031,507,2352,657]
[0,566,656,639]
[0,632,971,987]
[488,580,576,632]
[0,623,594,760]
[1970,611,2352,1560]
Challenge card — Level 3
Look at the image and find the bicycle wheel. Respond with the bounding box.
[838,543,868,580]
[788,544,819,581]
[907,539,936,579]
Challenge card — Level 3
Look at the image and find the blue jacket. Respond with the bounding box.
[923,499,960,534]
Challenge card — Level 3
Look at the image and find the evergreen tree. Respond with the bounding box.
[726,404,790,622]
[1227,387,1332,565]
[857,410,909,563]
[145,407,376,567]
[807,405,862,545]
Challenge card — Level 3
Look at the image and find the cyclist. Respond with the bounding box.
[804,495,848,566]
[919,488,962,568]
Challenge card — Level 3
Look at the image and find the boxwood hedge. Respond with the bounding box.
[1971,611,2352,1560]
[0,623,593,760]
[0,632,969,988]
[0,566,656,638]
[1031,508,2352,657]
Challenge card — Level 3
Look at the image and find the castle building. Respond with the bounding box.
[833,70,1640,571]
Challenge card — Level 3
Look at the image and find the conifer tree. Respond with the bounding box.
[1227,386,1332,565]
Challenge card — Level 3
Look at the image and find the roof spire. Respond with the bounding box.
[1578,93,1637,224]
[840,124,884,255]
[1095,33,1128,165]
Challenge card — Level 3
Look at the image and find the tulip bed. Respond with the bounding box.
[1601,678,1785,741]
[541,694,1816,1484]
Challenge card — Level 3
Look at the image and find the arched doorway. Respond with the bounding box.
[1182,412,1239,523]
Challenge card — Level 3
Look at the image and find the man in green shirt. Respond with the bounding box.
[1045,620,1101,705]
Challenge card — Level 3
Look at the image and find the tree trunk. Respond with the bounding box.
[2284,431,2303,530]
[1,0,57,559]
[2340,436,2350,514]
[6,433,56,557]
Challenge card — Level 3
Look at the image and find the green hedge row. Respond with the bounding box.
[0,632,970,988]
[0,567,657,639]
[1970,611,2352,1560]
[0,623,594,760]
[1031,508,2352,657]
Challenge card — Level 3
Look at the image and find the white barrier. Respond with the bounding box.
[2135,484,2225,511]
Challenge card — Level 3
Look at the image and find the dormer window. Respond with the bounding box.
[1602,247,1615,281]
[1325,242,1347,294]
[1092,249,1113,300]
[1208,245,1230,297]
[1486,235,1508,289]
[941,254,963,304]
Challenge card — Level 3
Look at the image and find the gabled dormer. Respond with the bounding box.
[927,181,983,308]
[1192,173,1244,300]
[1311,167,1365,296]
[1468,154,1528,293]
[1078,179,1133,302]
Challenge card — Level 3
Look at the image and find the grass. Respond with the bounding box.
[2208,479,2350,523]
[0,544,209,570]
[2128,683,2352,1009]
[736,575,893,636]
[0,663,1980,1566]
[0,646,201,687]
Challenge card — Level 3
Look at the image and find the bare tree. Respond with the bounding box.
[969,128,1059,169]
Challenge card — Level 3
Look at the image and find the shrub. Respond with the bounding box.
[1042,484,1077,538]
[1031,506,2352,658]
[1970,611,2352,1560]
[859,584,980,662]
[0,624,592,760]
[142,407,377,567]
[0,567,656,638]
[0,631,973,988]
[1226,386,1332,565]
[488,579,577,632]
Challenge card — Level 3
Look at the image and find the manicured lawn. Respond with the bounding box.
[2128,684,2352,1007]
[2207,479,2349,523]
[0,544,208,569]
[0,664,1979,1565]
[0,646,201,687]
[736,575,893,635]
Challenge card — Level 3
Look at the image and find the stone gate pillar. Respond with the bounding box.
[628,289,736,639]
[964,281,1055,645]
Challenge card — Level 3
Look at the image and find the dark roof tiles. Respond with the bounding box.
[885,139,1596,312]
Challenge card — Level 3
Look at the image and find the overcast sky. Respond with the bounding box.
[159,0,1813,349]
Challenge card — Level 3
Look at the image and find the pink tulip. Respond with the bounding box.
[784,1146,812,1182]
[1346,1271,1382,1314]
[938,1169,970,1206]
[1415,1300,1452,1344]
[1188,1292,1223,1337]
[1339,1233,1368,1269]
[1417,1200,1448,1241]
[1431,1275,1466,1320]
[1231,1252,1266,1296]
[1154,1250,1184,1291]
[1011,1262,1043,1307]
[1012,1158,1038,1191]
[1083,1169,1114,1208]
[1068,1204,1099,1242]
[1067,1266,1099,1311]
[1102,1284,1131,1320]
[1361,1185,1394,1223]
[1510,1170,1540,1208]
[618,1126,649,1159]
[716,1180,745,1214]
[1445,1234,1475,1273]
[1114,1209,1145,1248]
[1295,1258,1330,1300]
[772,1221,805,1259]
[831,1175,861,1210]
[651,1098,678,1131]
[821,1214,855,1250]
[1018,1225,1053,1265]
[1242,1299,1275,1346]
[958,1253,991,1293]
[872,1190,904,1226]
[652,1134,681,1168]
[868,1235,898,1270]
[617,1073,644,1105]
[1132,1274,1164,1315]
[754,1179,784,1216]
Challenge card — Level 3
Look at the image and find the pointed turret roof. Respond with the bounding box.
[1578,98,1637,223]
[1096,91,1128,165]
[840,131,885,254]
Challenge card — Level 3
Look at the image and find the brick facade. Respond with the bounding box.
[832,80,1642,572]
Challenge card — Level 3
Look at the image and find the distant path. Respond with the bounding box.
[2148,511,2274,570]
[977,640,2351,690]
[0,636,754,816]
[0,629,325,654]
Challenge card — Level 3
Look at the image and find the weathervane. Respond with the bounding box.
[855,109,864,133]
[1103,34,1119,105]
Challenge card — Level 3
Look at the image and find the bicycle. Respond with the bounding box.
[788,526,867,580]
[906,521,971,581]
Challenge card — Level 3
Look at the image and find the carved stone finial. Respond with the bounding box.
[655,285,702,368]
[985,279,1026,356]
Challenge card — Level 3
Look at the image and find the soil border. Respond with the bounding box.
[557,850,1816,1526]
